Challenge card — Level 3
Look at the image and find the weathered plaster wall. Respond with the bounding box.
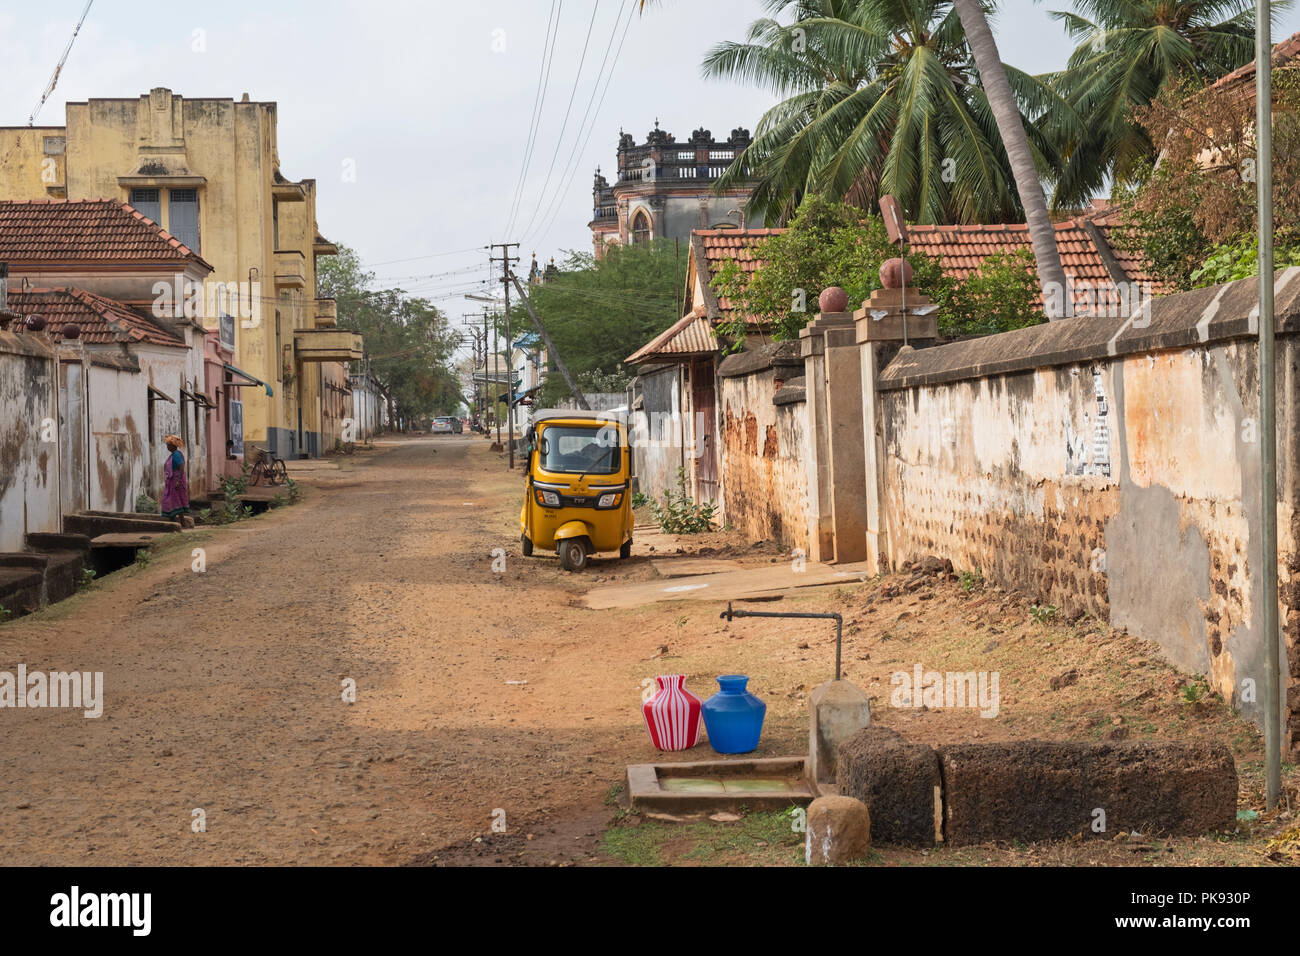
[0,333,59,551]
[875,271,1300,752]
[86,362,146,513]
[719,364,808,552]
[631,364,683,505]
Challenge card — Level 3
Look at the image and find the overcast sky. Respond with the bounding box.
[4,0,1299,316]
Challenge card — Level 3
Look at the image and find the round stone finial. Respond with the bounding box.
[24,313,47,332]
[879,258,914,289]
[818,286,848,313]
[61,322,81,340]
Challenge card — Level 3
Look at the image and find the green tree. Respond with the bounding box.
[317,244,462,425]
[1113,66,1300,289]
[701,0,1066,226]
[1047,0,1284,208]
[513,240,686,407]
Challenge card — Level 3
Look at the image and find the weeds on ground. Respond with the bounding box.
[959,569,984,593]
[134,550,151,570]
[79,568,96,592]
[286,477,302,503]
[649,467,717,534]
[135,493,159,514]
[0,604,10,623]
[1029,603,1058,625]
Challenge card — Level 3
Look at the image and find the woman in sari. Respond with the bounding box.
[161,434,190,521]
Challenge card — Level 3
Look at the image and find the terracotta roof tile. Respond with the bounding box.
[0,199,212,269]
[687,216,1167,336]
[9,288,186,348]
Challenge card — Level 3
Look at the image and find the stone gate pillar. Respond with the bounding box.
[854,262,939,574]
[800,289,868,564]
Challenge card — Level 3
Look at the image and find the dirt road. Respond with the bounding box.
[1,435,1293,867]
[0,436,691,865]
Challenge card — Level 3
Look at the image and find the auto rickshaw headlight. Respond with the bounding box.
[597,492,621,508]
[537,489,561,507]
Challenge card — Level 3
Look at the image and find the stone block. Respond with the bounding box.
[938,740,1237,845]
[837,727,940,846]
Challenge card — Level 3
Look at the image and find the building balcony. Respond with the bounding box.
[294,328,363,363]
[274,250,307,290]
[314,298,337,328]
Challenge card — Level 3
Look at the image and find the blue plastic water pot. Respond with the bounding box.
[701,674,766,754]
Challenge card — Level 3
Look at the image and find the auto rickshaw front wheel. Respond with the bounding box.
[558,538,589,572]
[521,534,533,557]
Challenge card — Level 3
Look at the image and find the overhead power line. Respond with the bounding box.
[503,0,562,239]
[527,0,636,248]
[515,0,602,242]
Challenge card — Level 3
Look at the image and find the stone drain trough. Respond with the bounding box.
[627,756,815,814]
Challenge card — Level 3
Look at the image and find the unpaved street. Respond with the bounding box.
[0,436,676,865]
[1,435,1293,867]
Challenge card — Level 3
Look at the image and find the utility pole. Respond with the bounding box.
[489,242,520,469]
[1255,0,1282,811]
[465,316,488,429]
[483,307,491,430]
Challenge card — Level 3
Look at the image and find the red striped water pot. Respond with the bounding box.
[642,674,702,751]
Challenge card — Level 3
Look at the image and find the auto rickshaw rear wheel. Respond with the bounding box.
[559,538,589,572]
[521,534,533,556]
[619,539,632,559]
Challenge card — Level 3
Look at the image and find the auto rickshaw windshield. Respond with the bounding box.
[538,425,620,475]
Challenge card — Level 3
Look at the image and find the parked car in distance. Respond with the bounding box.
[431,417,456,435]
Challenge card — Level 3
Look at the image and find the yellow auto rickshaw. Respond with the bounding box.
[520,409,633,572]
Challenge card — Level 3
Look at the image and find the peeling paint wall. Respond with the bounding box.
[878,337,1300,753]
[87,364,146,513]
[631,364,684,505]
[0,333,59,551]
[719,368,809,552]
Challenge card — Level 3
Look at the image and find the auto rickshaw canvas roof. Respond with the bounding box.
[531,408,626,427]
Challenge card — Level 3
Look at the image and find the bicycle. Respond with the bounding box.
[248,446,288,486]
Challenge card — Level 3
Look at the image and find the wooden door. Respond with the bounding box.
[690,359,718,505]
[57,360,88,514]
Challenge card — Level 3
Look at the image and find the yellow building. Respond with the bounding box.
[0,87,361,458]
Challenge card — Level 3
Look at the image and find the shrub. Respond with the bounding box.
[135,493,159,514]
[649,467,718,534]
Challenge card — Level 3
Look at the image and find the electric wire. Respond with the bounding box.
[524,0,634,248]
[514,0,602,242]
[503,0,561,239]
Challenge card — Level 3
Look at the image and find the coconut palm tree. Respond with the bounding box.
[1047,0,1286,208]
[951,0,1069,315]
[699,0,1067,227]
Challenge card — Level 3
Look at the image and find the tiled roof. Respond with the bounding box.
[8,288,186,348]
[635,214,1167,362]
[908,217,1169,312]
[693,216,1165,321]
[696,228,785,319]
[1211,30,1300,91]
[0,199,212,269]
[626,307,715,364]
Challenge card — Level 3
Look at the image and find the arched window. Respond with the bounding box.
[631,209,651,244]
